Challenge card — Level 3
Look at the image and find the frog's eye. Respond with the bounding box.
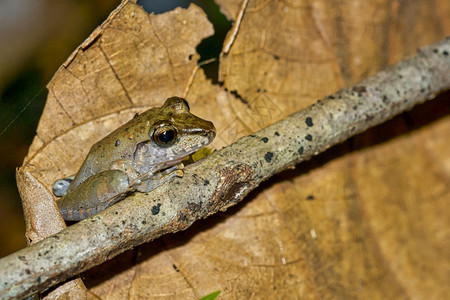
[153,125,177,147]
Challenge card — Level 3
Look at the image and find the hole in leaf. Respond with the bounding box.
[137,0,232,83]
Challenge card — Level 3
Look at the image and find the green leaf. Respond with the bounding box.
[199,290,221,300]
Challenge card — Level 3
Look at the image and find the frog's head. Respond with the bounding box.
[134,97,216,166]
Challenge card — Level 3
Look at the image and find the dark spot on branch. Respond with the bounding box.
[275,131,280,136]
[173,264,179,272]
[382,95,389,104]
[115,140,120,147]
[273,54,280,60]
[261,137,269,143]
[151,204,161,215]
[365,114,374,122]
[133,113,139,119]
[204,179,210,186]
[264,152,273,162]
[18,256,28,264]
[305,117,313,127]
[305,134,313,141]
[298,146,304,155]
[352,86,367,96]
[443,50,449,56]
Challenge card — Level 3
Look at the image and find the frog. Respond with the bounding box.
[52,97,216,221]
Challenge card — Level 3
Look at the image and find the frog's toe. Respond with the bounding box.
[53,178,72,197]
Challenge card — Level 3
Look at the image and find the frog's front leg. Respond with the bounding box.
[110,159,182,186]
[57,170,130,221]
[110,159,140,181]
[132,163,184,192]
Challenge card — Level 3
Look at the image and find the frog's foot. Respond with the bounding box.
[53,175,75,197]
[133,163,184,193]
[132,162,184,184]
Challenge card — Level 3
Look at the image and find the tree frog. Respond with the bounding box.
[53,97,216,221]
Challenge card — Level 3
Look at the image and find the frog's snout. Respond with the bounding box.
[203,121,216,141]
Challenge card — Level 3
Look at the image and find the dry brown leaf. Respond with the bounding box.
[17,0,450,299]
[16,171,89,299]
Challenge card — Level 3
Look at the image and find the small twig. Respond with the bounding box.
[1,37,449,299]
[183,58,217,98]
[221,0,249,55]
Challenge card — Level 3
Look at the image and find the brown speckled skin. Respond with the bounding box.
[57,97,215,220]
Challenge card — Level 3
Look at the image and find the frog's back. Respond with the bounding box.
[68,107,159,191]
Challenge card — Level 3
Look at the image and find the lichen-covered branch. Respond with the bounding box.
[1,37,449,299]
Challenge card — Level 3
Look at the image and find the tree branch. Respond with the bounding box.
[1,37,449,299]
